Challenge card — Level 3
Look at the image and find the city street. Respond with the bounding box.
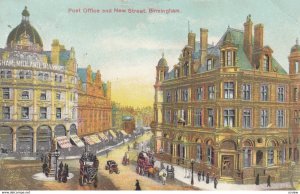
[0,132,197,190]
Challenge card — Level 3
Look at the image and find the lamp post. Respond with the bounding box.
[191,159,195,185]
[54,149,60,180]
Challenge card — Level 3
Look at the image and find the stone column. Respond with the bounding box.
[33,127,37,153]
[12,127,17,152]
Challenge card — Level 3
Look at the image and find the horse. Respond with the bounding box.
[159,169,168,185]
[147,167,159,178]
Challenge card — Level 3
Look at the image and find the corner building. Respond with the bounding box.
[153,15,300,183]
[0,7,79,153]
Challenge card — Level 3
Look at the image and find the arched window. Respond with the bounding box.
[206,140,214,165]
[196,144,202,162]
[263,55,269,71]
[256,150,263,165]
[295,61,299,73]
[38,73,43,80]
[227,51,232,66]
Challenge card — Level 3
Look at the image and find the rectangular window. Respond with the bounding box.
[3,106,10,119]
[56,92,61,100]
[164,109,171,124]
[208,109,214,127]
[294,88,298,102]
[175,90,179,102]
[277,110,285,128]
[260,109,268,128]
[277,87,285,102]
[224,82,234,99]
[56,108,61,119]
[21,90,29,100]
[196,87,203,101]
[296,61,299,73]
[242,84,251,100]
[261,85,268,101]
[182,89,188,102]
[2,88,10,99]
[40,91,47,100]
[224,109,235,127]
[208,86,215,100]
[40,107,47,119]
[243,109,251,128]
[195,109,202,127]
[227,51,232,66]
[166,92,171,103]
[21,107,29,119]
[207,59,212,71]
[173,111,178,126]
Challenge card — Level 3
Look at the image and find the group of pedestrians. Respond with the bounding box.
[58,161,69,183]
[255,174,272,187]
[197,170,218,189]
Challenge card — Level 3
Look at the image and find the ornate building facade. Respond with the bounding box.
[153,15,300,184]
[77,66,112,136]
[0,7,78,153]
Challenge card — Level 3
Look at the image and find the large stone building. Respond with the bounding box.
[0,7,112,153]
[0,7,78,153]
[153,15,300,184]
[77,66,112,136]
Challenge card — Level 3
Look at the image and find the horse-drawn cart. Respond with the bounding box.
[136,151,155,176]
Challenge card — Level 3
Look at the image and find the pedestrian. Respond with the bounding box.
[197,171,201,182]
[206,172,210,184]
[66,164,69,177]
[59,161,63,170]
[214,177,218,189]
[202,170,205,181]
[267,175,271,187]
[255,174,260,185]
[135,179,141,190]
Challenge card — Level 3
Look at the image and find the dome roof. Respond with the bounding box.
[6,7,43,49]
[291,38,300,53]
[157,53,168,67]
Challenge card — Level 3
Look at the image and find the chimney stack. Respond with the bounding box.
[254,24,264,50]
[243,15,253,63]
[188,32,196,51]
[200,28,208,65]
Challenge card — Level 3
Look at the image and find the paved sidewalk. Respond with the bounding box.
[157,161,295,190]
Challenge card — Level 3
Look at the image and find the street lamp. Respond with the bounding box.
[54,149,60,180]
[191,159,195,185]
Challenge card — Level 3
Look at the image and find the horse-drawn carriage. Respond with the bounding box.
[105,160,120,174]
[136,151,155,176]
[79,151,99,187]
[122,152,130,166]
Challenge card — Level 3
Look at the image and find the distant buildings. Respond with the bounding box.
[153,15,300,183]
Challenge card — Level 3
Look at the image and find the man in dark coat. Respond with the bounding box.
[255,174,260,185]
[214,177,218,189]
[135,179,141,190]
[197,171,201,182]
[206,173,210,184]
[202,170,205,181]
[267,175,271,187]
[59,161,63,170]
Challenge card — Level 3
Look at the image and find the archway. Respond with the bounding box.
[220,140,236,177]
[16,126,33,153]
[0,126,13,152]
[54,125,66,137]
[70,124,77,135]
[37,125,52,152]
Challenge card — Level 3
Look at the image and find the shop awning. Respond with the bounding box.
[56,136,72,149]
[90,134,101,144]
[70,135,85,147]
[109,130,117,139]
[120,130,128,136]
[83,136,95,145]
[98,132,109,141]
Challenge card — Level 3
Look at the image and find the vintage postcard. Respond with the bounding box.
[0,0,299,192]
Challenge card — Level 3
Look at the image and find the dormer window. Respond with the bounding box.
[207,59,212,71]
[263,55,269,72]
[296,61,299,73]
[227,51,232,66]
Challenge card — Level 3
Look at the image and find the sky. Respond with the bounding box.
[0,0,300,107]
